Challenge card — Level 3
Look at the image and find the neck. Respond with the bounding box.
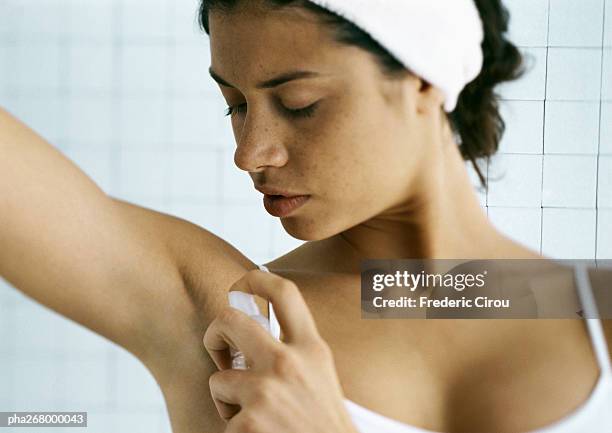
[334,122,511,262]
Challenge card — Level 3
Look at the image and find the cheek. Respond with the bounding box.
[301,95,414,197]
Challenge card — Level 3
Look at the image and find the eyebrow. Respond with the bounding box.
[208,67,321,89]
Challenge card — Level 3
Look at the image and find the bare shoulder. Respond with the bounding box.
[159,210,260,328]
[168,217,260,314]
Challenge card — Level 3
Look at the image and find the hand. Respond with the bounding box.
[203,268,358,433]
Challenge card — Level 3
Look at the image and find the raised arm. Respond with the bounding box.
[0,106,254,369]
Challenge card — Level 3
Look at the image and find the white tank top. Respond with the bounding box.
[258,263,612,432]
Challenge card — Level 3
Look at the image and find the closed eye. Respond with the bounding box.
[224,101,319,119]
[285,102,319,118]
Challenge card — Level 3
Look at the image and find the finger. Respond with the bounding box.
[225,408,265,433]
[230,269,320,345]
[209,369,249,420]
[202,327,233,371]
[203,305,280,371]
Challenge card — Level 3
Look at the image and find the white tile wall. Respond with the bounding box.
[12,357,64,410]
[0,46,7,96]
[0,2,20,42]
[171,42,217,97]
[0,0,609,431]
[548,0,605,47]
[598,209,612,258]
[544,101,600,154]
[66,97,115,149]
[499,100,544,154]
[170,97,234,150]
[119,96,168,150]
[487,154,543,207]
[11,0,66,40]
[12,302,63,356]
[174,0,205,43]
[603,47,611,100]
[67,43,114,94]
[118,150,169,201]
[4,42,62,95]
[68,0,114,42]
[607,0,612,48]
[121,0,171,41]
[505,0,549,47]
[169,150,219,200]
[109,411,167,433]
[541,208,598,258]
[603,102,612,154]
[0,302,12,356]
[113,351,165,410]
[542,155,598,207]
[219,203,275,260]
[546,48,603,101]
[599,156,612,208]
[120,45,169,95]
[487,207,542,253]
[59,354,112,409]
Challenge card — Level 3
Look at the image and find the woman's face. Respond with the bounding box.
[208,2,444,241]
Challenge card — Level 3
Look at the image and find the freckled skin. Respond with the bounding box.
[200,4,610,432]
[208,1,536,262]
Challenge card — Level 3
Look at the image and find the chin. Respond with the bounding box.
[279,217,328,241]
[279,207,344,242]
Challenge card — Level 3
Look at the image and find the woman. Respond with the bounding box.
[0,1,610,433]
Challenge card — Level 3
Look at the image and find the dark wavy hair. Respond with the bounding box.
[197,0,527,190]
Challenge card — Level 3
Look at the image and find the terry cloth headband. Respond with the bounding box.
[306,0,485,113]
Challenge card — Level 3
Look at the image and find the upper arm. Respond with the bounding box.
[0,176,188,362]
[0,108,180,360]
[0,107,257,366]
[2,188,259,368]
[108,197,261,370]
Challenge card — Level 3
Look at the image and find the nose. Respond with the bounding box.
[233,112,288,172]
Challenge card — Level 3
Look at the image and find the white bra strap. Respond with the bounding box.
[258,264,282,341]
[575,264,612,375]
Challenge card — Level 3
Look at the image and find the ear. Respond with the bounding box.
[415,79,445,115]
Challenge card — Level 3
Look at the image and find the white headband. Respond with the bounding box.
[307,0,485,112]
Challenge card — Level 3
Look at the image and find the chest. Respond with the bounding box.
[293,274,602,433]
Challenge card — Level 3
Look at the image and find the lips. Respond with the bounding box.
[263,194,310,217]
[255,185,305,197]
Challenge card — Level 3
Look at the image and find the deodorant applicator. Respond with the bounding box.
[227,291,271,369]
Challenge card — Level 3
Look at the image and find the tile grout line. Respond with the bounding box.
[539,0,551,256]
[594,0,607,261]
